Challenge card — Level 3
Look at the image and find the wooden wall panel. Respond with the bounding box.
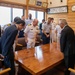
[48,0,67,8]
[47,14,68,24]
[47,0,75,30]
[1,0,26,5]
[67,0,75,30]
[42,0,47,2]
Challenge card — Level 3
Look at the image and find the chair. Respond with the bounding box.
[35,34,43,46]
[15,36,42,51]
[0,54,11,75]
[15,44,23,51]
[68,68,75,74]
[15,38,27,51]
[0,68,11,75]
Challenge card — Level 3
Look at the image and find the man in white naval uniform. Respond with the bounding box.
[42,17,52,44]
[51,18,56,42]
[25,14,33,26]
[55,24,62,43]
[24,19,39,49]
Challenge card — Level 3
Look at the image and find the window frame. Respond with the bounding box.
[29,9,45,20]
[0,5,24,27]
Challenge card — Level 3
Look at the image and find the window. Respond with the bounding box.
[29,10,44,24]
[29,10,36,19]
[13,8,23,21]
[37,11,44,23]
[0,6,24,27]
[0,6,11,27]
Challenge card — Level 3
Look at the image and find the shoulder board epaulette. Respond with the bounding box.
[7,24,11,26]
[28,24,31,26]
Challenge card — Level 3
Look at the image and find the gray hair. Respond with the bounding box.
[59,19,68,25]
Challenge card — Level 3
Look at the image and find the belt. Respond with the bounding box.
[46,33,49,34]
[28,38,35,39]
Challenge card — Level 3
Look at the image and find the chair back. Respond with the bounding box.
[17,38,26,47]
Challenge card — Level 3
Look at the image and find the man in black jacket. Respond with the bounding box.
[0,19,25,75]
[59,19,75,75]
[39,19,45,37]
[39,19,45,31]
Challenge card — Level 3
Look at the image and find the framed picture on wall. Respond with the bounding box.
[36,1,42,6]
[29,0,36,5]
[42,2,48,8]
[47,6,68,14]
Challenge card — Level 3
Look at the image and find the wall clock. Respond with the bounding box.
[71,5,75,11]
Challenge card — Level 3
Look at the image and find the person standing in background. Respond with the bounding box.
[21,15,25,21]
[39,19,45,37]
[42,17,52,44]
[25,14,33,26]
[59,19,75,75]
[18,15,26,38]
[39,19,45,31]
[0,20,25,75]
[24,19,39,49]
[55,24,62,43]
[51,18,56,42]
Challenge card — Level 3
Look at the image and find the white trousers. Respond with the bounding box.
[57,35,60,44]
[51,30,56,42]
[27,38,35,49]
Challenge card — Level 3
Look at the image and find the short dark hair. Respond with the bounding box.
[51,18,54,20]
[16,20,25,26]
[14,17,21,23]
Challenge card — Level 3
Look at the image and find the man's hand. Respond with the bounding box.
[25,39,28,43]
[0,54,4,59]
[46,34,50,38]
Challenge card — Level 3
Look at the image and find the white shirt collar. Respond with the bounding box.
[62,25,67,30]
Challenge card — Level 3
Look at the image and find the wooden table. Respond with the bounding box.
[15,43,64,75]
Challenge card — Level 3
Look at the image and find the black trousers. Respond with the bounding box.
[4,52,15,75]
[42,33,50,44]
[64,55,75,75]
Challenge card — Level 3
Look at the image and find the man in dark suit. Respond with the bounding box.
[59,19,75,75]
[0,19,25,75]
[0,25,1,37]
[39,19,45,40]
[39,19,45,31]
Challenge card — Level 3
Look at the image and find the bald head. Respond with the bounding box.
[33,19,38,26]
[59,19,68,28]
